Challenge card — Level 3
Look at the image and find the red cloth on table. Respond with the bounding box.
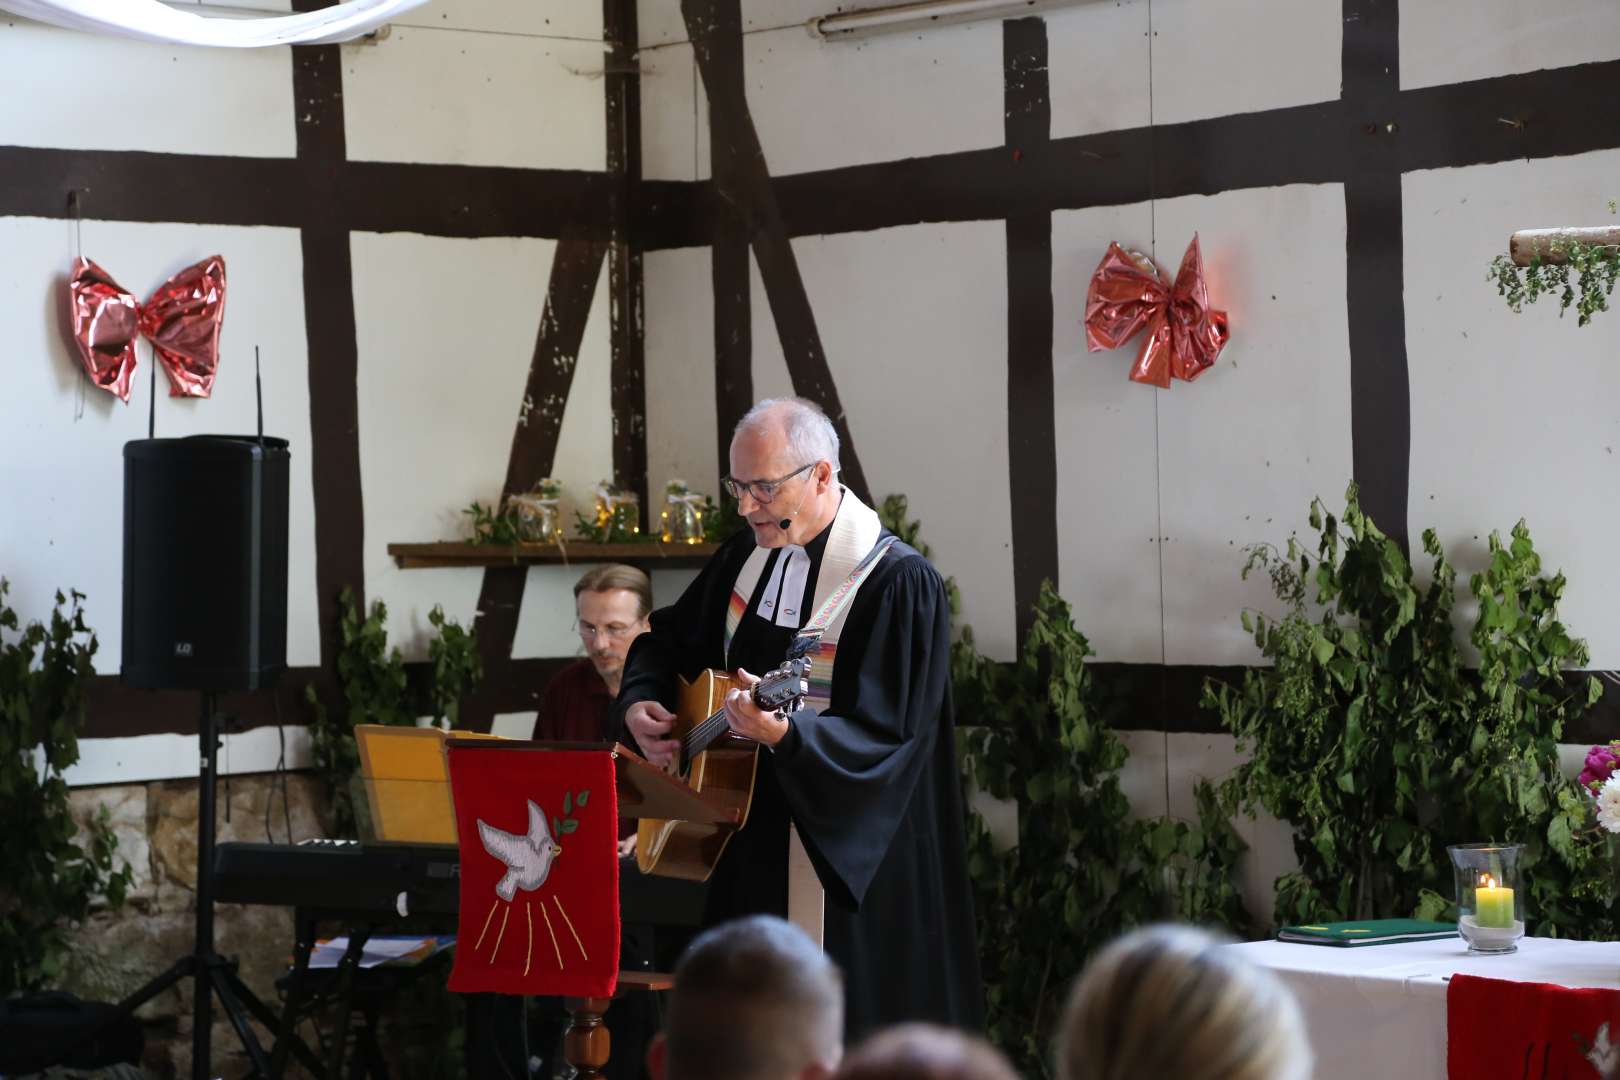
[1447,973,1620,1079]
[532,659,634,840]
[446,745,620,998]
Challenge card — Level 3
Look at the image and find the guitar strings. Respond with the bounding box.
[685,679,798,756]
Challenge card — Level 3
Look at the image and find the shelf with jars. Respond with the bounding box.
[386,540,720,570]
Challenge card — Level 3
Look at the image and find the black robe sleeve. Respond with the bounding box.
[768,553,952,911]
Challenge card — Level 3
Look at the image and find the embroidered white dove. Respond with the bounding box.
[478,800,563,902]
[1586,1021,1617,1077]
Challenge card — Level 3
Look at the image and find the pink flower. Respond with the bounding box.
[1581,743,1620,794]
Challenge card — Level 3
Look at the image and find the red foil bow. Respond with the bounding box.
[68,255,227,402]
[1084,235,1229,388]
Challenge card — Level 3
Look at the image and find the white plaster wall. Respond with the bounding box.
[741,21,1003,178]
[1052,202,1161,664]
[0,218,319,674]
[0,19,296,156]
[351,232,615,660]
[1402,0,1620,91]
[644,247,722,494]
[747,224,1020,662]
[343,23,607,170]
[641,41,704,182]
[1148,0,1340,126]
[640,0,831,49]
[1046,0,1149,141]
[1404,151,1620,669]
[393,1,602,39]
[1052,185,1352,669]
[1154,183,1353,665]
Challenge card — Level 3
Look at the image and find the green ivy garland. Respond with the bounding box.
[875,498,1247,1077]
[955,586,1247,1075]
[1488,242,1620,326]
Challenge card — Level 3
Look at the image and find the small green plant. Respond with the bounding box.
[1206,484,1605,934]
[305,589,412,837]
[956,584,1247,1076]
[573,482,649,544]
[428,605,482,729]
[1488,242,1620,326]
[308,593,487,835]
[876,497,1245,1076]
[877,494,962,615]
[0,580,132,996]
[463,500,524,545]
[702,490,747,543]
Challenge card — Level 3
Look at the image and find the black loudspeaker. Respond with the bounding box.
[122,435,290,691]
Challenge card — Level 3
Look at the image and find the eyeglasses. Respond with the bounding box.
[722,462,817,505]
[576,620,641,642]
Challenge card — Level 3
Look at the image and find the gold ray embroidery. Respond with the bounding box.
[552,895,589,962]
[539,898,565,969]
[524,901,534,977]
[490,903,511,964]
[474,898,500,952]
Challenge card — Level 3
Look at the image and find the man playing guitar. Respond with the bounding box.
[615,397,983,1040]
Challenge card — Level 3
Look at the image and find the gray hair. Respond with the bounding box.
[666,915,844,1080]
[734,397,842,476]
[1056,924,1312,1080]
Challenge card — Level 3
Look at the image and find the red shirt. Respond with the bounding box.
[532,659,633,839]
[532,658,615,743]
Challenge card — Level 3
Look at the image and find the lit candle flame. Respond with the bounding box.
[1479,873,1497,889]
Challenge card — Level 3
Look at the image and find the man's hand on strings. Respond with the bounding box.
[625,699,681,768]
[724,668,790,747]
[617,834,638,859]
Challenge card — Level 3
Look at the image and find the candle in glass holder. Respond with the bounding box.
[1475,873,1515,929]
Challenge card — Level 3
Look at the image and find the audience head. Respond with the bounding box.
[649,915,844,1080]
[832,1024,1019,1080]
[1056,924,1312,1080]
[572,563,652,686]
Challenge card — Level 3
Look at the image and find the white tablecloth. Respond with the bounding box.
[1232,936,1620,1078]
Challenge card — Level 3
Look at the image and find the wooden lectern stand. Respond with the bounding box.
[572,743,740,1079]
[445,738,742,1079]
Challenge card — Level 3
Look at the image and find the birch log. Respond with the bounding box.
[1509,227,1620,266]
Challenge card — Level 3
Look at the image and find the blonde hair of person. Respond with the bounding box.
[832,1024,1019,1080]
[1057,924,1312,1080]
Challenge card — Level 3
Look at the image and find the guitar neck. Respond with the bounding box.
[679,664,807,765]
[684,707,733,759]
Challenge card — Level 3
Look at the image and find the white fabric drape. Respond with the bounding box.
[0,0,430,47]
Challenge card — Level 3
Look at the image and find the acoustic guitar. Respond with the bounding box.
[635,648,813,881]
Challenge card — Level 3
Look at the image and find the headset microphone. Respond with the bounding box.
[778,484,813,530]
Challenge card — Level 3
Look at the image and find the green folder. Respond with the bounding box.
[1276,918,1458,947]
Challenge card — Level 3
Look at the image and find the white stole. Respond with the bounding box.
[725,488,885,948]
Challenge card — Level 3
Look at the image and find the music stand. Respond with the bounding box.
[116,692,291,1080]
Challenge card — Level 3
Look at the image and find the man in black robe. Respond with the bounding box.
[614,397,983,1039]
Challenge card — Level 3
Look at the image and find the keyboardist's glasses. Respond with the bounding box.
[576,620,640,641]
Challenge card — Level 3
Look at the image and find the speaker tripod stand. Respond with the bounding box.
[117,692,283,1080]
